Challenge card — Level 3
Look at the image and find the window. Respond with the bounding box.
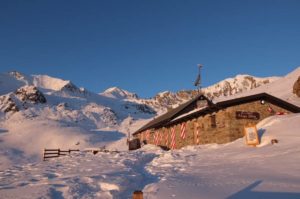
[211,115,216,128]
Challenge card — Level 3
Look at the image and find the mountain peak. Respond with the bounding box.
[101,87,138,99]
[32,75,72,91]
[9,71,26,80]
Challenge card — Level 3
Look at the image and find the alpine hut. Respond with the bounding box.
[132,93,300,149]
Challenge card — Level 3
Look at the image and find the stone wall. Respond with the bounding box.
[135,99,292,149]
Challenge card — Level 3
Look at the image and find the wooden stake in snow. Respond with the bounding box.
[132,190,143,199]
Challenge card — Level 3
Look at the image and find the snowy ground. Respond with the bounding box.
[1,114,300,199]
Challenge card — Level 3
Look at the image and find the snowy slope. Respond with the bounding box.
[0,72,27,95]
[141,114,300,199]
[0,72,157,170]
[32,75,71,91]
[0,114,299,199]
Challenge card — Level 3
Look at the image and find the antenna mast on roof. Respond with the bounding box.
[194,64,203,94]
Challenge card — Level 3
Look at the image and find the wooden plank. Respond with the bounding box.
[44,149,60,151]
[44,152,59,155]
[44,155,60,159]
[69,149,80,152]
[44,155,60,157]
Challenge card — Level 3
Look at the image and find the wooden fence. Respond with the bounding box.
[43,149,79,161]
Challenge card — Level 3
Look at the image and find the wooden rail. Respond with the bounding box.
[43,149,79,161]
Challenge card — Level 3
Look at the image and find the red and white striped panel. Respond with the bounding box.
[165,129,169,147]
[171,127,176,149]
[154,131,160,145]
[153,132,157,145]
[180,122,186,139]
[145,130,150,140]
[196,128,199,144]
[159,130,163,145]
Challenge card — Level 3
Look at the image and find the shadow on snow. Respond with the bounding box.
[227,180,300,199]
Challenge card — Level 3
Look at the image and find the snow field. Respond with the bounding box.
[1,114,300,199]
[0,150,159,199]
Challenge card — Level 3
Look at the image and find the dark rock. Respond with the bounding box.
[101,108,118,126]
[60,82,79,93]
[15,86,47,104]
[0,95,19,113]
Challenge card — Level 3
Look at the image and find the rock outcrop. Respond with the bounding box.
[15,86,47,104]
[0,95,19,113]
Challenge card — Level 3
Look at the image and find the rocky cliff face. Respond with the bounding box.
[15,86,47,104]
[0,86,46,113]
[0,95,19,113]
[293,76,300,97]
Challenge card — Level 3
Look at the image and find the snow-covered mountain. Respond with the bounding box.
[1,69,299,134]
[145,74,279,109]
[0,71,156,121]
[101,87,139,99]
[215,67,300,107]
[0,72,156,168]
[0,67,300,170]
[0,71,287,128]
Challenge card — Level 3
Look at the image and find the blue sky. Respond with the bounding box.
[1,0,300,98]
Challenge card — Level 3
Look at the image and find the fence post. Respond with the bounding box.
[132,190,143,199]
[43,148,45,161]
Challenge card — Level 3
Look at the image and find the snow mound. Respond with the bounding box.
[257,113,300,147]
[99,182,120,191]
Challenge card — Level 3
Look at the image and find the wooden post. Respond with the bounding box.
[43,148,45,161]
[132,190,143,199]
